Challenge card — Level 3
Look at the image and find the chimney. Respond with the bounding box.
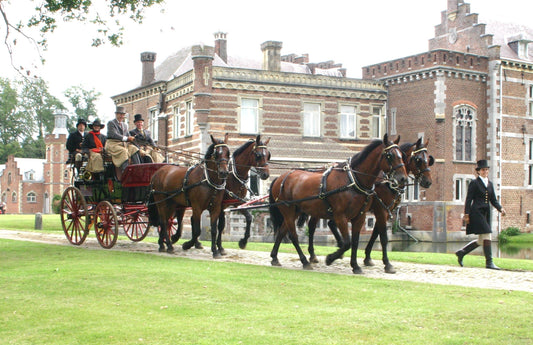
[261,41,283,72]
[140,51,156,86]
[214,32,228,63]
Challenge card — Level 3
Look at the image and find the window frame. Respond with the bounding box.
[239,97,260,134]
[27,192,36,203]
[303,102,321,137]
[148,107,159,142]
[371,106,383,139]
[453,105,476,162]
[339,104,357,139]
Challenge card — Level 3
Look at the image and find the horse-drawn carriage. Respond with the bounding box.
[60,155,166,248]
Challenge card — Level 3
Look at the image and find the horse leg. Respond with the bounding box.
[307,217,319,264]
[183,213,201,250]
[325,217,350,266]
[328,220,343,248]
[350,217,365,274]
[210,216,222,259]
[191,215,203,249]
[379,226,396,274]
[238,210,252,249]
[364,225,380,267]
[287,226,312,270]
[171,209,185,244]
[270,223,286,267]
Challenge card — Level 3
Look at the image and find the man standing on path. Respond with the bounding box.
[456,159,506,270]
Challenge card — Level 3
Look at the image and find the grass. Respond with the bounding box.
[1,238,532,345]
[1,214,533,271]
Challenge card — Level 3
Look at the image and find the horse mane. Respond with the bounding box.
[232,140,255,158]
[400,142,414,153]
[350,139,383,169]
[204,140,223,160]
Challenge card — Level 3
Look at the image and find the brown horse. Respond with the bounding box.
[148,134,230,257]
[306,138,434,273]
[218,135,271,249]
[268,134,408,274]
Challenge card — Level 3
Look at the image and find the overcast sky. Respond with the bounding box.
[1,0,532,126]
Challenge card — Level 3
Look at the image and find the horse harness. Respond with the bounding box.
[409,147,431,180]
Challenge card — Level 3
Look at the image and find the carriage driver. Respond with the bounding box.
[105,106,141,180]
[129,114,165,163]
[66,118,87,173]
[81,119,107,174]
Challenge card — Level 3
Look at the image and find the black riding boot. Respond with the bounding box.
[483,240,500,270]
[455,240,479,267]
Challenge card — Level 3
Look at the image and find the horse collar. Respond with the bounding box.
[203,162,226,190]
[229,156,249,186]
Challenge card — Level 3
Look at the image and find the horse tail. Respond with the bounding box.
[147,190,160,227]
[297,213,308,228]
[269,177,284,234]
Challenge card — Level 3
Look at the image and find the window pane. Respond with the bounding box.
[303,103,320,137]
[186,101,194,136]
[340,105,356,138]
[240,98,258,134]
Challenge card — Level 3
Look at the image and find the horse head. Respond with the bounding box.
[252,135,271,180]
[381,134,408,187]
[408,138,433,188]
[208,133,230,180]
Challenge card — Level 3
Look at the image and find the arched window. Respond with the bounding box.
[12,192,17,203]
[8,172,12,184]
[1,193,6,203]
[27,192,37,203]
[454,105,476,162]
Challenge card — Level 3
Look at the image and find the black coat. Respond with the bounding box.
[82,131,107,152]
[464,177,502,234]
[66,131,85,154]
[129,127,156,147]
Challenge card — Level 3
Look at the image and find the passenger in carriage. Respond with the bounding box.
[81,119,107,175]
[105,106,141,181]
[66,118,87,174]
[129,114,165,163]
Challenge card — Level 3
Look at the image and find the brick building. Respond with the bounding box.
[112,36,389,241]
[0,113,74,214]
[363,0,533,240]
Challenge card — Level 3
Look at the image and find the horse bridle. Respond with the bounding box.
[409,147,431,180]
[382,144,405,175]
[253,144,270,168]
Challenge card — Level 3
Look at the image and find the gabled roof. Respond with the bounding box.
[13,158,46,182]
[484,19,533,62]
[152,45,343,84]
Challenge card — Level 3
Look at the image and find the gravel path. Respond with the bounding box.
[1,229,532,293]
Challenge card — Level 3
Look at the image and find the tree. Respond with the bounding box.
[1,0,165,74]
[18,77,64,140]
[64,85,101,131]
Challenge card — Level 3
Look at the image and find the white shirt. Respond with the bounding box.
[480,176,489,188]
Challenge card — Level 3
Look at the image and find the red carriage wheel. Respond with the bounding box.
[60,186,89,245]
[94,201,119,249]
[157,217,178,241]
[123,208,150,242]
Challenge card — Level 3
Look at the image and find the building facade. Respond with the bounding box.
[363,0,533,239]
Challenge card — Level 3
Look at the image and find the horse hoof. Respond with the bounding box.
[238,239,247,249]
[352,267,363,274]
[303,263,313,270]
[271,260,282,267]
[219,249,227,256]
[158,247,165,253]
[213,252,222,259]
[364,258,375,266]
[194,242,204,249]
[384,265,396,274]
[309,256,319,264]
[182,242,193,250]
[325,254,335,266]
[167,247,174,254]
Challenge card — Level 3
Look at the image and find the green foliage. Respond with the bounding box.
[64,85,101,130]
[499,227,522,244]
[52,194,61,214]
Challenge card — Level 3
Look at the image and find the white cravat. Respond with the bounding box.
[480,177,489,188]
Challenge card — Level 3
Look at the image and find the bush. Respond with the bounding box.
[498,227,521,244]
[52,194,61,214]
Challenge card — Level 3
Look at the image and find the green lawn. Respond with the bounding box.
[1,239,532,345]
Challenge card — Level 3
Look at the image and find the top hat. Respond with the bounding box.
[76,118,87,127]
[133,114,145,123]
[88,119,105,130]
[115,106,126,114]
[475,159,489,171]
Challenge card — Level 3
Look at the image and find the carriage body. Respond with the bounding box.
[60,159,167,249]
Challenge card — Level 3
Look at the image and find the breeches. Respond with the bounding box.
[477,233,491,245]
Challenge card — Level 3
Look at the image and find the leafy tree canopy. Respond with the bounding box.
[1,0,165,74]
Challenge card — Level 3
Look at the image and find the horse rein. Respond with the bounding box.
[409,147,431,180]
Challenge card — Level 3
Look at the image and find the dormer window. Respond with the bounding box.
[508,34,532,60]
